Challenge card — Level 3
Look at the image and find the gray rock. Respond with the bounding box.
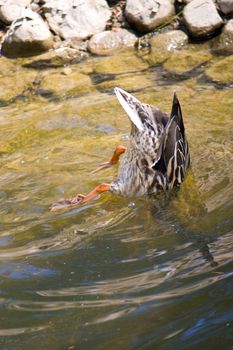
[0,0,31,24]
[217,0,233,14]
[153,30,189,50]
[42,0,111,40]
[145,30,189,66]
[177,0,195,3]
[0,4,23,24]
[183,0,223,37]
[125,0,175,33]
[0,0,31,5]
[55,37,88,52]
[88,29,137,55]
[30,2,39,12]
[1,9,53,57]
[212,19,233,54]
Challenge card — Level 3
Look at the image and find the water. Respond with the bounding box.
[0,48,233,349]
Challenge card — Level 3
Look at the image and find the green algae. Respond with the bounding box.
[205,55,233,84]
[163,49,212,77]
[0,57,38,101]
[40,69,94,98]
[92,49,149,75]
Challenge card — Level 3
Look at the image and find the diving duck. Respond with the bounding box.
[51,88,190,211]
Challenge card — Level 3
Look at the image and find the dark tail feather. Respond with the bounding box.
[170,93,185,139]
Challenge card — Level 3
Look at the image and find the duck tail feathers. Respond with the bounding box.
[114,87,144,131]
[170,93,185,138]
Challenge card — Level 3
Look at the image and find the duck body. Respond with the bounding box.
[51,87,190,211]
[110,88,190,197]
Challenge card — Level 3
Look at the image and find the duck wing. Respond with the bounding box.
[164,93,190,188]
[153,93,190,188]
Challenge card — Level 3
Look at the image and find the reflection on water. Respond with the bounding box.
[0,49,233,350]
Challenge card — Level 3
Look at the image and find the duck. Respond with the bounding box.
[51,87,190,211]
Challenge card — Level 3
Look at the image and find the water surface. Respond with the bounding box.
[0,48,233,350]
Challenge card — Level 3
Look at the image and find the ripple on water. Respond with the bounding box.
[0,49,232,350]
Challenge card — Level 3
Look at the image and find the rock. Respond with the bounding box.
[163,49,212,77]
[177,0,195,3]
[205,55,233,84]
[92,50,148,75]
[0,0,31,6]
[96,70,156,93]
[0,3,23,24]
[24,47,88,68]
[1,9,53,57]
[57,37,88,51]
[211,20,233,54]
[0,74,35,101]
[39,69,93,98]
[144,30,189,66]
[42,0,111,40]
[183,0,223,38]
[0,0,31,24]
[30,2,39,12]
[0,30,4,41]
[125,0,175,33]
[0,56,37,101]
[88,29,137,55]
[217,0,233,14]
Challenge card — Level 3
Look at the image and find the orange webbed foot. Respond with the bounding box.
[92,145,126,174]
[50,194,85,212]
[50,184,110,212]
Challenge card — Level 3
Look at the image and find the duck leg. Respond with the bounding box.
[51,184,110,211]
[92,145,126,174]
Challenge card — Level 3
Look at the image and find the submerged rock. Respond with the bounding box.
[39,69,93,98]
[0,56,37,101]
[96,70,156,93]
[145,30,189,66]
[125,0,175,33]
[0,56,20,79]
[205,55,233,84]
[1,9,53,57]
[88,29,137,55]
[183,0,223,37]
[42,0,111,40]
[163,49,212,77]
[211,20,233,54]
[92,50,148,75]
[24,47,88,68]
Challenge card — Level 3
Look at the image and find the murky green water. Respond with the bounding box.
[0,47,233,350]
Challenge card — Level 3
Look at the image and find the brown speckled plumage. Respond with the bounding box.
[51,87,190,211]
[110,88,190,197]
